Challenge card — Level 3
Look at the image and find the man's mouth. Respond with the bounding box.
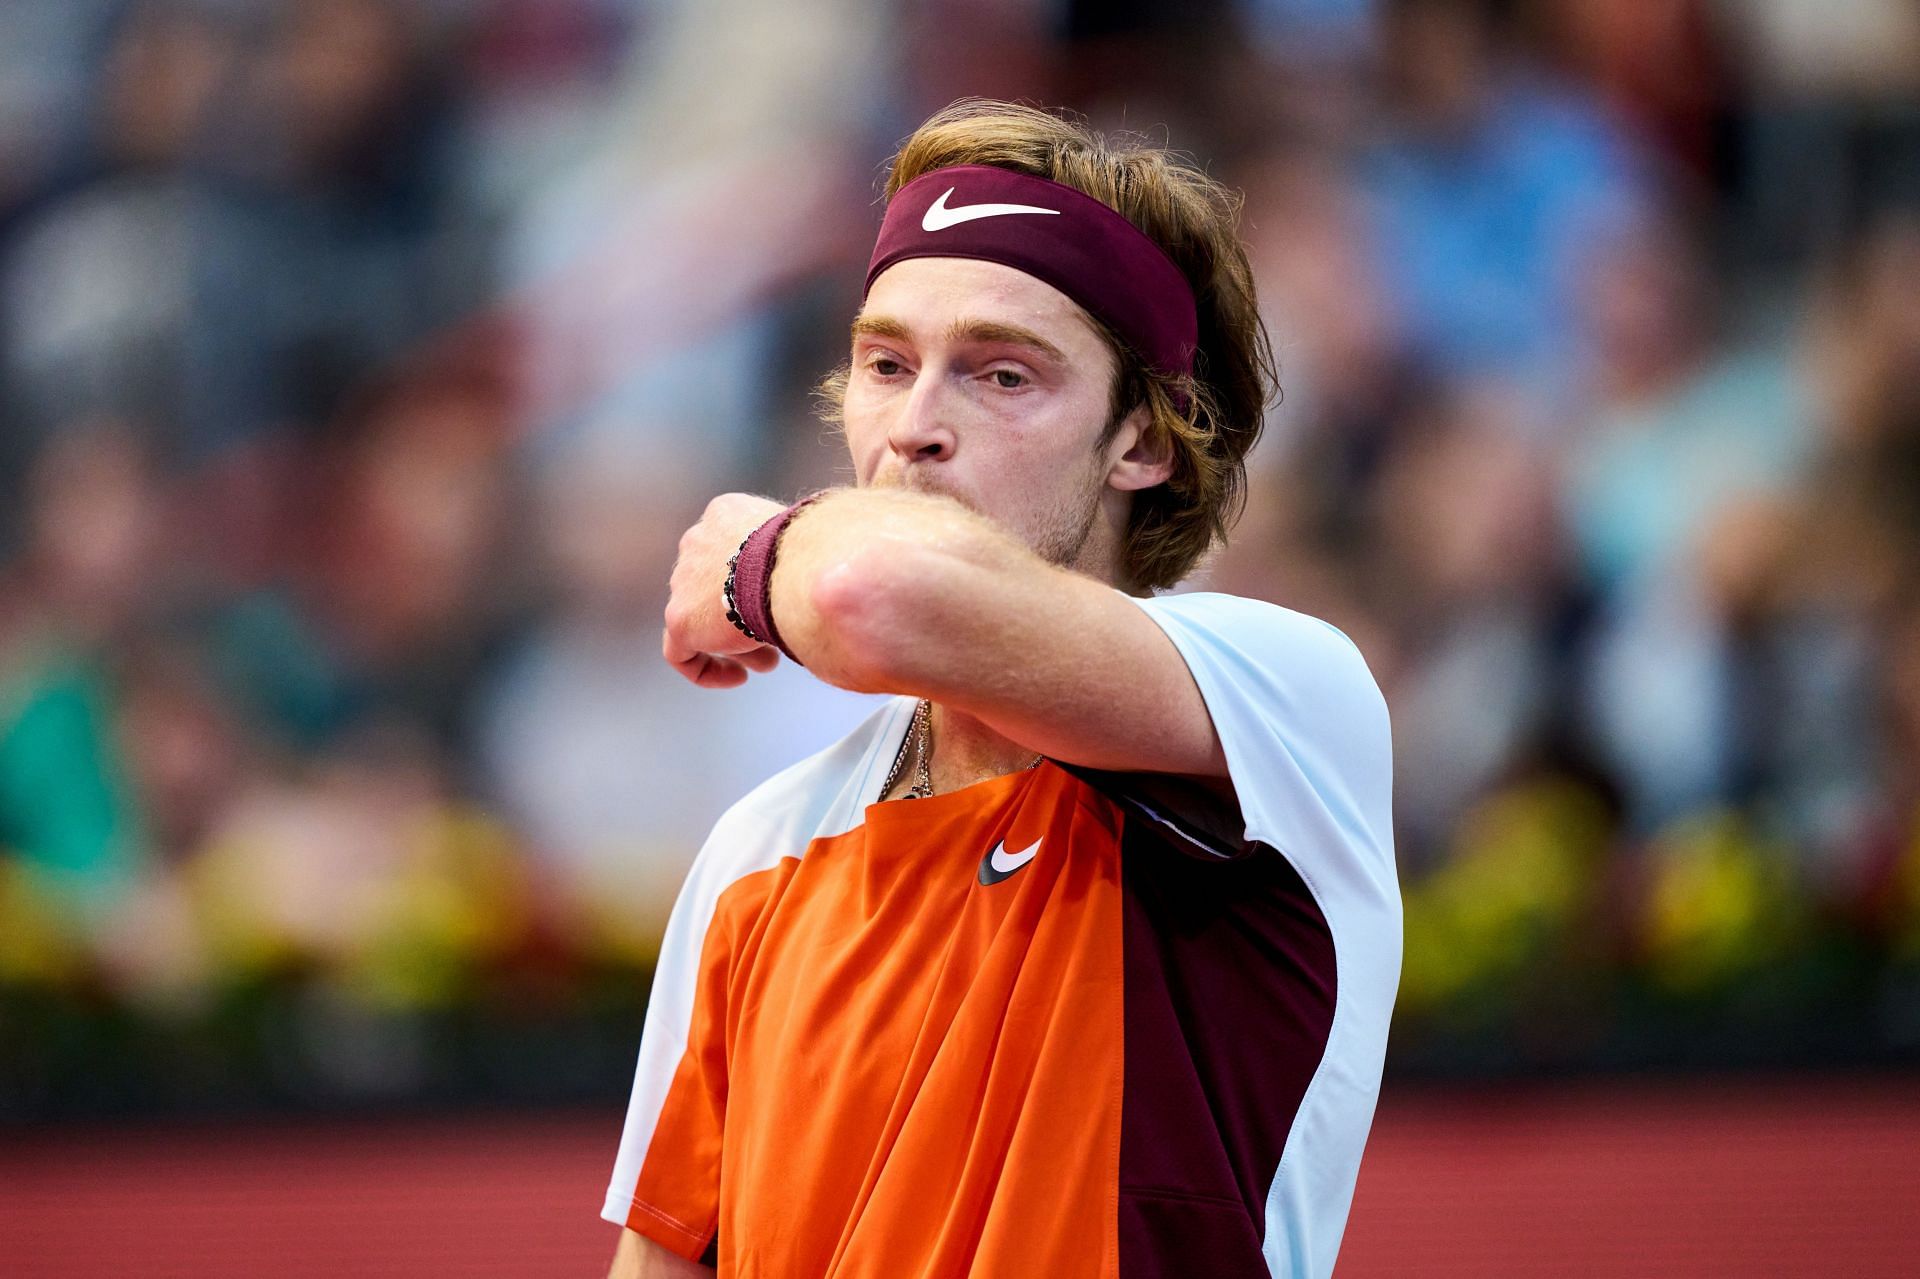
[869,468,975,511]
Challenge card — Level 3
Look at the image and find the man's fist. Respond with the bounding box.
[662,492,787,687]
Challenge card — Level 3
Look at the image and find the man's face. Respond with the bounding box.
[842,257,1125,576]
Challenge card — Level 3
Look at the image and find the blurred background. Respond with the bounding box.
[2,0,1917,1274]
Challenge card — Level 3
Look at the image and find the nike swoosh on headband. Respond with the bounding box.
[921,188,1061,232]
[978,837,1042,886]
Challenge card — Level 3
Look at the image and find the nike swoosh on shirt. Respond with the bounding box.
[978,837,1042,886]
[921,188,1061,232]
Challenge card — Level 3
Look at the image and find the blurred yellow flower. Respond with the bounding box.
[1399,780,1612,1013]
[0,860,90,989]
[1639,810,1804,995]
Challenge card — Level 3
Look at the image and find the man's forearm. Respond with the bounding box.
[673,483,1223,778]
[766,487,1027,691]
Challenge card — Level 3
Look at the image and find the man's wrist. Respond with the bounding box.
[724,492,827,663]
[722,546,769,646]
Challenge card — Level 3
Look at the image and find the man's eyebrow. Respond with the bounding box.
[849,315,1068,365]
[945,319,1066,363]
[850,315,912,343]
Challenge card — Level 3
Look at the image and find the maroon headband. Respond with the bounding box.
[865,165,1198,380]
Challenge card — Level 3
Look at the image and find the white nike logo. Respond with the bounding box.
[979,837,1042,885]
[921,188,1061,232]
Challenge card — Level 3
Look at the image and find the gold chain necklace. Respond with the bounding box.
[879,699,1041,801]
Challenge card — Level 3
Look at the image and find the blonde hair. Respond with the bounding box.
[820,99,1277,592]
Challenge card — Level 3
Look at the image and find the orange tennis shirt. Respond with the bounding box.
[603,593,1402,1279]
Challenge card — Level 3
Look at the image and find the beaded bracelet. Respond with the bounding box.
[721,493,824,662]
[721,547,767,645]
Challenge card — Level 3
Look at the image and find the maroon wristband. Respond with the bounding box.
[728,494,823,662]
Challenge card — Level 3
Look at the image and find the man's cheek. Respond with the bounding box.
[839,420,886,487]
[853,431,906,488]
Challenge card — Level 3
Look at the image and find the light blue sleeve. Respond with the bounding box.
[1129,591,1396,891]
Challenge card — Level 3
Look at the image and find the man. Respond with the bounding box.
[603,101,1400,1279]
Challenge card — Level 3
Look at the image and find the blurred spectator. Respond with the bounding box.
[1241,0,1376,70]
[1721,0,1920,266]
[180,0,463,461]
[1,2,234,504]
[1239,148,1403,491]
[0,0,127,228]
[1355,0,1651,402]
[1530,0,1731,187]
[1563,207,1813,827]
[1207,148,1408,644]
[448,0,644,216]
[201,348,533,777]
[1725,213,1920,862]
[1371,382,1565,853]
[0,425,169,907]
[502,0,889,462]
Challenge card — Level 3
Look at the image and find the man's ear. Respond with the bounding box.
[1104,403,1175,493]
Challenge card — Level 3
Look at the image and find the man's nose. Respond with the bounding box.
[886,373,958,463]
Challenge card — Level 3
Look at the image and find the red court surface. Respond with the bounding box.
[4,1076,1916,1276]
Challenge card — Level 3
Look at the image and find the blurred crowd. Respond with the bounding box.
[2,0,1918,1109]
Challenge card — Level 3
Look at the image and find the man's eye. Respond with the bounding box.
[870,358,903,376]
[991,369,1026,389]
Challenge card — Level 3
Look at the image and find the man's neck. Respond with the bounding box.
[928,703,1040,791]
[876,702,1039,802]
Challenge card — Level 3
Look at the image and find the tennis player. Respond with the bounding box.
[602,100,1401,1279]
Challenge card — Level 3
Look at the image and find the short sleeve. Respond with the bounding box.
[1128,592,1395,895]
[603,846,784,1261]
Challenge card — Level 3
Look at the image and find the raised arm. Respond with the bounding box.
[661,487,1226,780]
